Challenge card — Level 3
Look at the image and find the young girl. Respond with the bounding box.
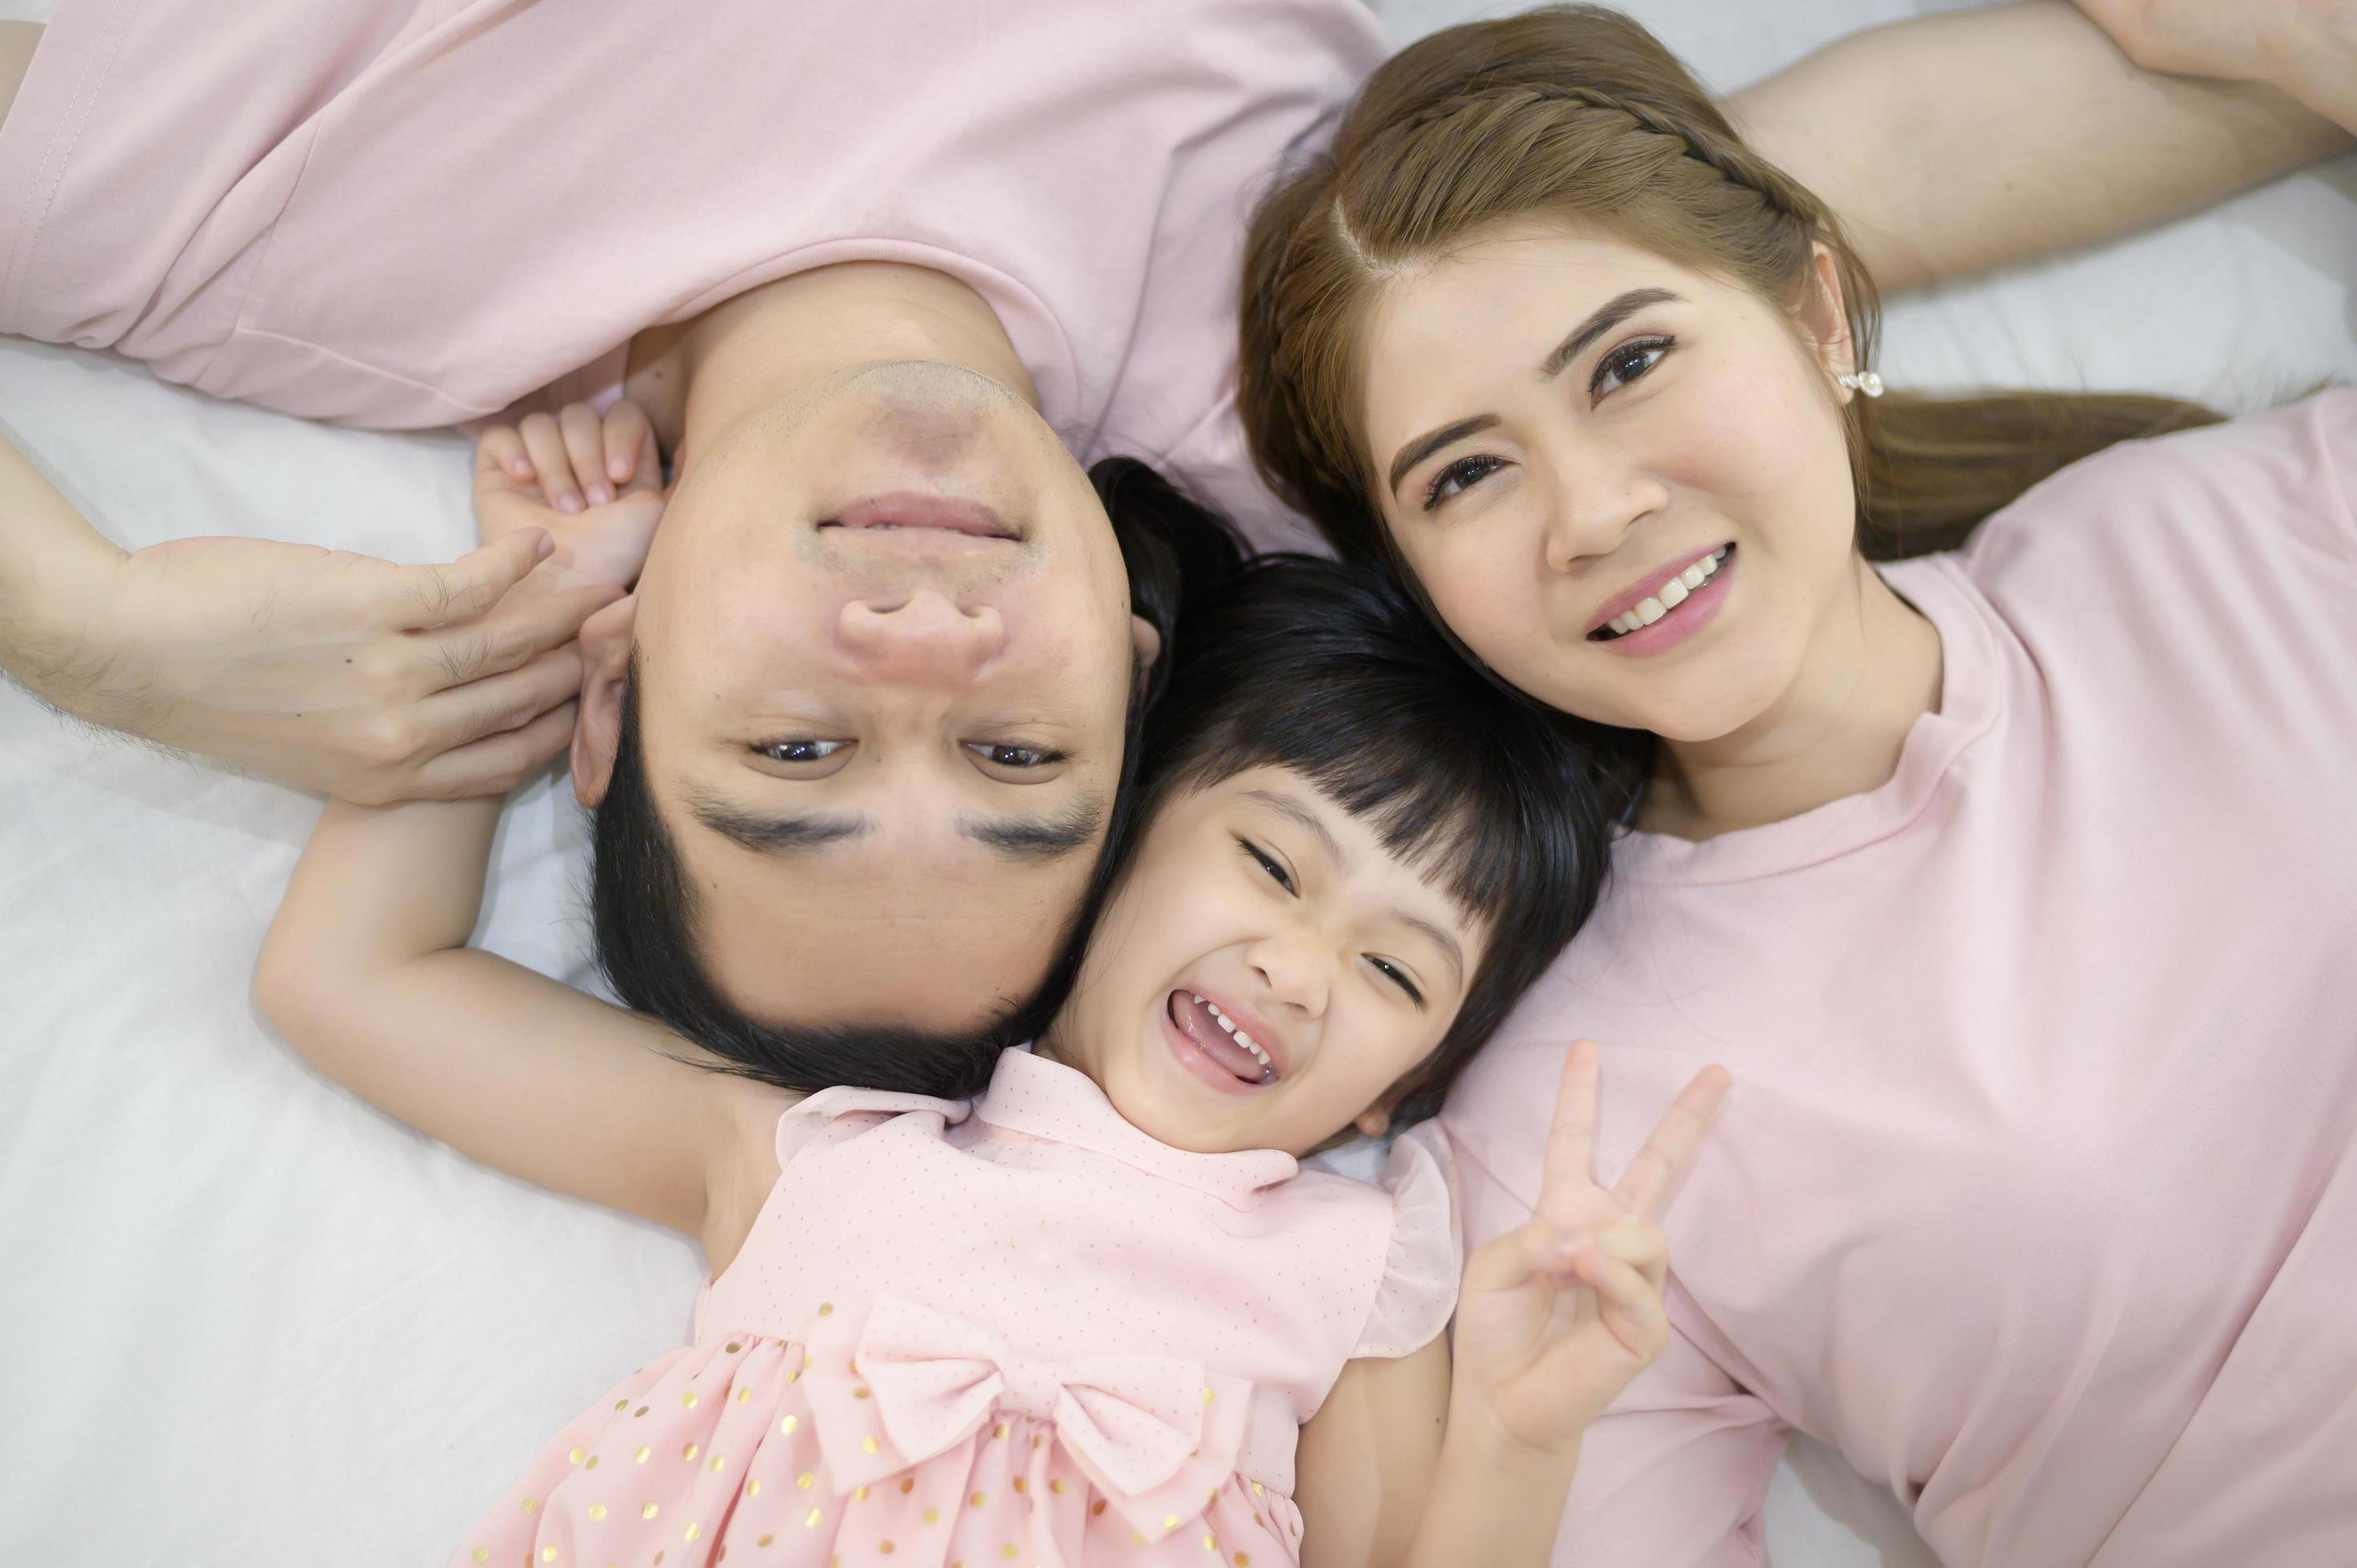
[254,435,1729,1568]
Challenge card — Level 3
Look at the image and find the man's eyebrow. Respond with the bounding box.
[1539,286,1683,380]
[689,794,872,854]
[1243,788,1465,981]
[959,794,1105,862]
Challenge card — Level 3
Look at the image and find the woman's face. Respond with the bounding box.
[1050,766,1485,1158]
[1355,222,1859,742]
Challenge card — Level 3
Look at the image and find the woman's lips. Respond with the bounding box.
[1594,545,1735,658]
[1584,542,1732,636]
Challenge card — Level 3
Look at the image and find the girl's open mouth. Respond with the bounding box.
[1164,990,1276,1087]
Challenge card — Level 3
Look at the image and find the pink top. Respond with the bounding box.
[1444,392,2357,1566]
[451,1049,1457,1567]
[0,0,1387,546]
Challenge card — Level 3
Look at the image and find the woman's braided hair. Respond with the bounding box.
[1239,5,2219,574]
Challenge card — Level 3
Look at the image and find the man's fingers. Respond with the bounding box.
[414,700,578,800]
[518,413,581,512]
[416,580,619,687]
[558,403,610,505]
[603,402,655,491]
[1612,1066,1732,1221]
[391,530,551,628]
[1537,1039,1603,1209]
[419,643,583,749]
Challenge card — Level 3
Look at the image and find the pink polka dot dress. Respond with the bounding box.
[450,1049,1458,1568]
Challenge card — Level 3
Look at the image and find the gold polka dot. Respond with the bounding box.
[798,1472,817,1490]
[878,1545,895,1557]
[1203,1388,1215,1405]
[614,1398,629,1411]
[654,1554,664,1566]
[1012,1477,1026,1494]
[683,1523,701,1544]
[1208,1488,1219,1505]
[758,1535,775,1548]
[725,1341,742,1354]
[634,1446,652,1464]
[1163,1515,1181,1532]
[854,1486,870,1502]
[1000,1549,1018,1562]
[1248,1482,1262,1498]
[634,1406,650,1418]
[1049,1480,1066,1495]
[1132,1535,1146,1548]
[682,1443,699,1462]
[817,1302,834,1316]
[1030,1434,1045,1449]
[521,1498,538,1514]
[862,1437,879,1455]
[969,1492,987,1509]
[898,1478,914,1494]
[473,1551,489,1563]
[642,1503,660,1520]
[569,1448,585,1466]
[852,1387,871,1401]
[711,1454,726,1471]
[1203,1536,1216,1552]
[542,1550,557,1564]
[803,1353,814,1370]
[747,1478,762,1498]
[585,1454,599,1470]
[1235,1554,1252,1566]
[1090,1500,1106,1517]
[780,1415,799,1436]
[587,1504,607,1522]
[922,1508,940,1525]
[737,1386,753,1404]
[991,1423,1008,1441]
[682,1391,700,1409]
[806,1507,825,1529]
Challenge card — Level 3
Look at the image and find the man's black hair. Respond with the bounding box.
[588,458,1244,1101]
[1118,551,1639,1128]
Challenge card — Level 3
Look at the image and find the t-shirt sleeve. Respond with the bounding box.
[1348,1121,1463,1361]
[1550,1327,1789,1568]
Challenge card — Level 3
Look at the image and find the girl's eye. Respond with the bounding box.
[1238,838,1295,894]
[966,742,1065,770]
[757,738,848,764]
[1422,453,1505,513]
[1367,956,1426,1009]
[1592,335,1674,398]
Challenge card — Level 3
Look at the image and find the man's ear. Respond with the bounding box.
[1130,612,1164,700]
[570,593,636,808]
[1801,239,1858,392]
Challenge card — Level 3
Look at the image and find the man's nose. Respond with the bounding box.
[835,590,1006,683]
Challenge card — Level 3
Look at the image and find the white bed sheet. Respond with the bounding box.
[1,0,2350,1562]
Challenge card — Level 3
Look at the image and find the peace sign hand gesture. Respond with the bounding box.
[1449,1040,1730,1455]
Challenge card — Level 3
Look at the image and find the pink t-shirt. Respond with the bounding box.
[0,0,1386,546]
[1445,392,2357,1566]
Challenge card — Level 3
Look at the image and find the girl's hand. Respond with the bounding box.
[474,402,664,593]
[1449,1041,1731,1456]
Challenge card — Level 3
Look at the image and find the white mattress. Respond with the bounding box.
[2,1,2350,1562]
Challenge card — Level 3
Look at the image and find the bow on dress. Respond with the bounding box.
[802,1297,1257,1538]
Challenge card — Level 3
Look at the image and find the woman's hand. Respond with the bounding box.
[2072,0,2357,130]
[1448,1041,1731,1456]
[87,530,616,802]
[473,401,664,593]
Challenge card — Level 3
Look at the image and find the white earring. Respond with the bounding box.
[1838,370,1884,398]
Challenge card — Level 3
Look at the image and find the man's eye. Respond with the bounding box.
[966,743,1065,770]
[1237,837,1295,894]
[758,739,848,764]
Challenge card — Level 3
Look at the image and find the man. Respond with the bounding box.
[0,0,2344,1078]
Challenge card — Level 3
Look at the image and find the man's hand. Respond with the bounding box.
[50,530,616,802]
[2072,0,2357,131]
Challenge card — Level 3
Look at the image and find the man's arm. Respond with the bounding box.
[1727,1,2354,294]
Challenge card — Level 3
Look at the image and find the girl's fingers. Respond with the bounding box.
[1566,1245,1669,1356]
[1537,1038,1603,1209]
[414,699,579,800]
[474,425,534,489]
[389,531,551,629]
[603,402,654,490]
[1463,1215,1575,1298]
[518,413,581,512]
[558,403,610,504]
[1612,1065,1732,1221]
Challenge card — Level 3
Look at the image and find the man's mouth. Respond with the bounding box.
[821,492,1018,541]
[1166,990,1277,1085]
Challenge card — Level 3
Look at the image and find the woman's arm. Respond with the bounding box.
[254,792,789,1265]
[1727,1,2354,293]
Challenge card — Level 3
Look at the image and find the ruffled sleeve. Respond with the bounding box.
[774,1085,972,1170]
[1349,1120,1464,1360]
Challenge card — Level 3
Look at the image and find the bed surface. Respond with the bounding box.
[3,1,2351,1562]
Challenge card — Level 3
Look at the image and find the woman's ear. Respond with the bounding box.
[1130,612,1164,700]
[1800,240,1857,390]
[570,593,637,807]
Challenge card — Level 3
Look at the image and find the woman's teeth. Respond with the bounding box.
[1191,993,1274,1078]
[1601,546,1727,638]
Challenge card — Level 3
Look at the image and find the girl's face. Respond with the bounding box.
[1355,222,1859,742]
[1050,766,1486,1158]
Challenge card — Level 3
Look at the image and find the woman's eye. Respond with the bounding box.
[1367,956,1426,1009]
[757,738,848,764]
[1238,838,1295,894]
[1592,335,1674,398]
[1422,453,1504,512]
[966,742,1064,770]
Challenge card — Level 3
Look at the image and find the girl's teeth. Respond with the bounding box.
[1635,596,1667,626]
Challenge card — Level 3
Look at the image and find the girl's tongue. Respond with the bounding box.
[1168,990,1271,1084]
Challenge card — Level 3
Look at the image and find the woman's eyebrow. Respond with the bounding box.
[1538,286,1684,379]
[1388,414,1499,497]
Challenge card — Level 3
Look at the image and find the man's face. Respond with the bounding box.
[624,361,1140,1030]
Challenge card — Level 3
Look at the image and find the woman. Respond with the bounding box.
[1238,6,2356,1564]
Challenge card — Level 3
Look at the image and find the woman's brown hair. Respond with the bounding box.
[1239,5,2222,570]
